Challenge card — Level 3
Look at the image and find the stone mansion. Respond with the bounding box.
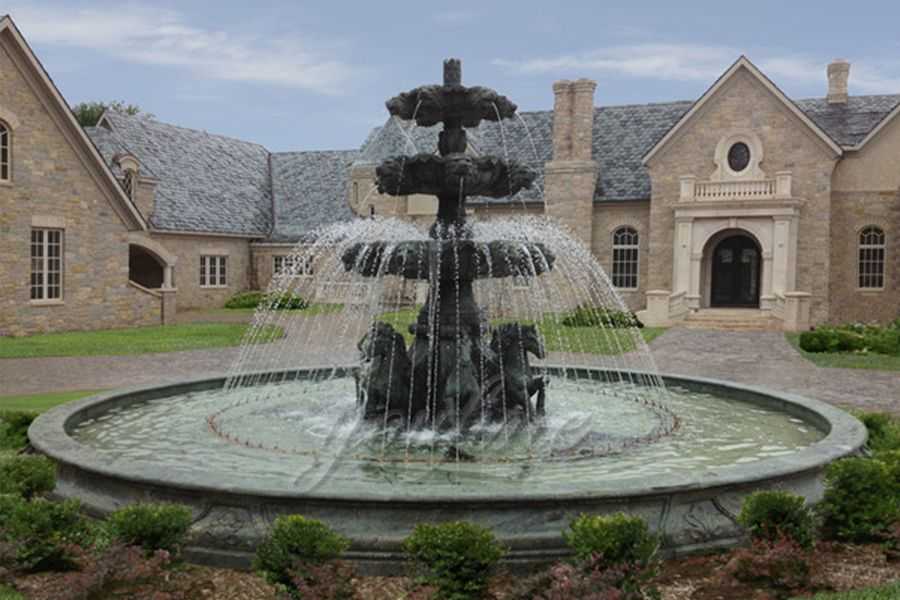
[1,14,898,336]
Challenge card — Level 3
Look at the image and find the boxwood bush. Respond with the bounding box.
[818,457,900,542]
[0,497,90,571]
[0,455,56,499]
[560,305,644,329]
[858,412,900,453]
[563,513,658,566]
[799,323,900,356]
[403,521,506,600]
[0,410,38,450]
[108,503,193,555]
[253,515,350,587]
[225,290,309,311]
[737,490,815,549]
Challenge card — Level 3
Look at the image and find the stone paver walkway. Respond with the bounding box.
[1,325,898,414]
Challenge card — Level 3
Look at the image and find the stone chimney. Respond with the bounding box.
[827,59,850,104]
[544,78,598,247]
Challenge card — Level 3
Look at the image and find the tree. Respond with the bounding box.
[71,101,150,127]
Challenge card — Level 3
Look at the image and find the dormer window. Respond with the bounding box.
[115,154,140,200]
[122,168,136,199]
[0,120,9,182]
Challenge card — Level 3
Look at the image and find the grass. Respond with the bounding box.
[792,581,900,599]
[0,389,104,412]
[379,308,665,355]
[786,333,900,372]
[0,322,283,359]
[0,585,24,600]
[221,302,344,315]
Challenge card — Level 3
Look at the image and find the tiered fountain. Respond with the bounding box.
[29,60,865,573]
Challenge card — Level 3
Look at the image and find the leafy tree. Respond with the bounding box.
[71,101,150,127]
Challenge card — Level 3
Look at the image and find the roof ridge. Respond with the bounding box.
[272,149,358,157]
[106,110,271,151]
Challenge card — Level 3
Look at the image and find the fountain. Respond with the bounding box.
[29,60,866,573]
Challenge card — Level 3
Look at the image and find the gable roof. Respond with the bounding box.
[95,110,273,236]
[267,150,358,242]
[796,95,900,149]
[0,15,147,230]
[643,56,844,164]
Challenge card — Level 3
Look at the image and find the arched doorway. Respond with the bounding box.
[129,245,165,289]
[709,233,761,308]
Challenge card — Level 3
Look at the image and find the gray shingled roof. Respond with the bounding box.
[92,111,273,236]
[86,90,900,241]
[268,150,358,242]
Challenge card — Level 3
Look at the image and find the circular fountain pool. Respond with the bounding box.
[30,369,864,572]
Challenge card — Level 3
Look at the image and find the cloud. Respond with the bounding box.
[495,44,900,94]
[6,3,358,94]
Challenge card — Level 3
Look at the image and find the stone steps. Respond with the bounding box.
[681,309,782,331]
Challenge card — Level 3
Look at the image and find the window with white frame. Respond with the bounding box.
[0,120,9,182]
[273,254,314,278]
[611,226,639,289]
[858,226,886,289]
[30,228,63,301]
[200,255,227,288]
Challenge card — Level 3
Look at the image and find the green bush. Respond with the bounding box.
[737,491,815,549]
[403,521,506,600]
[253,515,350,587]
[1,497,89,571]
[560,305,644,329]
[858,412,900,453]
[224,291,267,309]
[0,411,38,450]
[0,455,55,499]
[108,503,192,555]
[563,513,658,566]
[799,327,866,353]
[224,290,309,311]
[818,457,900,542]
[869,327,900,356]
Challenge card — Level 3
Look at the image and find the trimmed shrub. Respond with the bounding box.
[737,490,815,549]
[799,327,866,353]
[1,497,89,571]
[560,305,644,329]
[564,513,658,566]
[0,455,55,499]
[107,503,192,555]
[818,457,900,542]
[253,515,350,587]
[869,327,900,356]
[224,291,266,309]
[403,521,506,600]
[859,412,900,453]
[0,411,38,450]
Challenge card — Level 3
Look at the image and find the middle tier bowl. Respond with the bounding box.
[341,239,556,280]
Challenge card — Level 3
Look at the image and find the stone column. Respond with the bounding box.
[160,289,177,326]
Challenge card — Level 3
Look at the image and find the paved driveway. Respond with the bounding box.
[1,326,898,414]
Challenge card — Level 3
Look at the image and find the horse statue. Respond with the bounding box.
[484,323,547,421]
[355,322,412,422]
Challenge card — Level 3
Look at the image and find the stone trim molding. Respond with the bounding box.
[127,233,177,266]
[0,103,21,129]
[712,130,766,181]
[31,215,67,229]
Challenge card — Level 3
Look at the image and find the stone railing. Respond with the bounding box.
[668,291,689,320]
[680,172,792,202]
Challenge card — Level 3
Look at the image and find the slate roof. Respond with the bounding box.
[268,150,358,242]
[86,89,900,242]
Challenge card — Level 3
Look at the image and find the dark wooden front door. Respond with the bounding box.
[710,235,761,308]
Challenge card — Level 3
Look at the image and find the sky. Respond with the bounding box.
[5,0,900,152]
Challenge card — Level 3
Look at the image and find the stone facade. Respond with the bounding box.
[0,26,160,336]
[592,201,651,311]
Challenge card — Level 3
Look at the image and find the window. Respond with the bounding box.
[859,226,886,289]
[0,120,9,182]
[727,142,751,173]
[273,254,314,278]
[30,229,63,301]
[612,226,639,289]
[200,255,227,288]
[121,169,136,200]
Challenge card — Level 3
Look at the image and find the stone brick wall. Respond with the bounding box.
[592,201,651,311]
[0,38,160,336]
[149,233,251,309]
[646,68,839,324]
[828,191,900,323]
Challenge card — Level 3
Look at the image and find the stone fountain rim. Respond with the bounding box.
[29,368,866,504]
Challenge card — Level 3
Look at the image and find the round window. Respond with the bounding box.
[727,142,751,173]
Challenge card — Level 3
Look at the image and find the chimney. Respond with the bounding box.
[827,59,850,104]
[551,80,574,160]
[571,78,597,161]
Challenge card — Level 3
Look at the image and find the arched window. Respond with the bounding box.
[0,120,9,182]
[612,226,639,289]
[859,226,886,289]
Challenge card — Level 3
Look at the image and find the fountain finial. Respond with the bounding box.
[443,58,462,86]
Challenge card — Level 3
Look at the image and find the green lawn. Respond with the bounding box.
[0,389,104,412]
[0,323,283,359]
[786,333,900,372]
[380,308,665,355]
[0,585,23,600]
[792,581,900,599]
[220,302,344,315]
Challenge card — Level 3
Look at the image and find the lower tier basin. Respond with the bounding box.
[29,369,865,574]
